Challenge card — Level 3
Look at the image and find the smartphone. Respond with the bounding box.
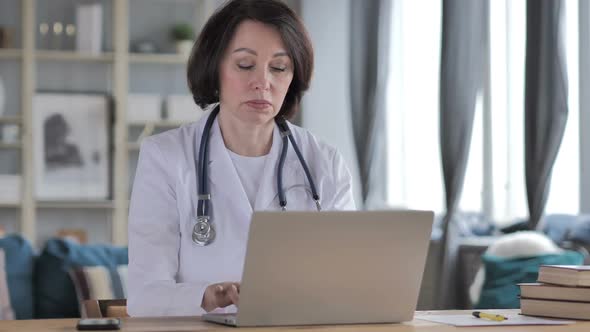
[76,318,121,331]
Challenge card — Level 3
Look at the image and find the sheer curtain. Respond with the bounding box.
[387,0,581,225]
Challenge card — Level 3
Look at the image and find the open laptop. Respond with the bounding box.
[203,210,434,327]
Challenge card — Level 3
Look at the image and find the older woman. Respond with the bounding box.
[127,0,355,317]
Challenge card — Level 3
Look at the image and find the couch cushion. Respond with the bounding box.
[35,239,127,318]
[0,249,15,320]
[69,265,127,317]
[476,250,584,309]
[0,235,35,319]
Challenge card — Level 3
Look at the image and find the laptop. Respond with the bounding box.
[202,210,434,327]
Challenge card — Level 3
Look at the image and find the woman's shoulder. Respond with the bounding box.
[287,121,340,162]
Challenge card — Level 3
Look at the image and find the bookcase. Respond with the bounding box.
[0,0,305,247]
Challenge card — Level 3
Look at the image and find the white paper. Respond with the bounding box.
[416,313,575,327]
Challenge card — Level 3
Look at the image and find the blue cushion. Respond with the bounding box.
[476,251,584,309]
[35,239,128,318]
[0,234,35,319]
[542,214,579,244]
[568,216,590,244]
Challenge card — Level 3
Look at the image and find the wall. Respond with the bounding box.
[299,0,362,207]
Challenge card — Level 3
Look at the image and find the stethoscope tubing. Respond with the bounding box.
[193,105,321,245]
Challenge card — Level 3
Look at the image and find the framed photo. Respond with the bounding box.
[33,92,111,200]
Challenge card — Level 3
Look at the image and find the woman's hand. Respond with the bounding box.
[201,282,240,312]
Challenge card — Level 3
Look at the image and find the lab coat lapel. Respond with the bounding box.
[208,118,253,216]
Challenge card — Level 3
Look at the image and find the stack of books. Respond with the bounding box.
[519,265,590,320]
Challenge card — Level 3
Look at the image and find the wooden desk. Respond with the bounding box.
[0,310,587,332]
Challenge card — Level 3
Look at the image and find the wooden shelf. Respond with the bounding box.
[36,50,115,62]
[0,202,20,208]
[129,53,188,64]
[0,117,22,124]
[127,142,141,151]
[37,200,115,209]
[0,48,22,59]
[128,121,184,128]
[0,143,22,149]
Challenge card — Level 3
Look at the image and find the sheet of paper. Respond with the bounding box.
[415,313,575,327]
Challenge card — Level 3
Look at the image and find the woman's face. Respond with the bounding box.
[218,20,294,126]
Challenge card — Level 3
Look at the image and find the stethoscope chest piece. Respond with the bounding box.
[192,216,215,246]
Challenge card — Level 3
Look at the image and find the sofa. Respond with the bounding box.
[0,234,127,320]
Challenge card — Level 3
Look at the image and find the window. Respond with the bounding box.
[387,0,582,223]
[386,0,444,213]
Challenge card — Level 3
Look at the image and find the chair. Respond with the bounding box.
[82,299,128,318]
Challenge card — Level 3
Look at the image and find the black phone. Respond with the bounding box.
[76,318,121,331]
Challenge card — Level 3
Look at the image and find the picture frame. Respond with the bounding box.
[32,92,112,200]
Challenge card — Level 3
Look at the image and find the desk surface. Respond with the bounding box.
[1,310,588,332]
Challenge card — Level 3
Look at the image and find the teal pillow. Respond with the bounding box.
[35,239,128,318]
[0,234,35,319]
[477,251,584,309]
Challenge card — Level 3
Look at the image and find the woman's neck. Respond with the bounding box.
[217,109,274,157]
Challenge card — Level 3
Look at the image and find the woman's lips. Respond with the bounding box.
[245,100,272,109]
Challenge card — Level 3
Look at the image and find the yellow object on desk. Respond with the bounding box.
[472,311,508,321]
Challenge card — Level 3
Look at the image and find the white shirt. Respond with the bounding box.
[227,149,268,209]
[127,109,356,317]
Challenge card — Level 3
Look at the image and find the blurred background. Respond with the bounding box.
[0,0,589,319]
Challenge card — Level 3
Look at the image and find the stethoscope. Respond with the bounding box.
[192,105,321,246]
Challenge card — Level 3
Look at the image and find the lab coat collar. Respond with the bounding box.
[206,116,299,212]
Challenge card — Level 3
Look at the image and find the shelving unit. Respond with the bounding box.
[35,50,115,62]
[0,203,20,208]
[37,200,115,209]
[0,116,22,124]
[128,53,187,65]
[0,48,22,59]
[0,143,21,149]
[0,0,220,246]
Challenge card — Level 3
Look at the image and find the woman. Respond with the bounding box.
[127,0,355,317]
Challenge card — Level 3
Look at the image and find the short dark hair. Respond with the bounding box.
[187,0,314,119]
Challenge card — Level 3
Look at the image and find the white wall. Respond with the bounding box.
[300,0,362,207]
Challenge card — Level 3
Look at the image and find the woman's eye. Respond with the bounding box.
[271,67,287,72]
[238,64,254,70]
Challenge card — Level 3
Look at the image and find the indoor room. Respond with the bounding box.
[0,0,589,330]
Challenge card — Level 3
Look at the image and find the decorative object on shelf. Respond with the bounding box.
[75,3,103,54]
[127,94,162,124]
[165,94,203,123]
[0,26,14,48]
[51,22,64,50]
[0,175,21,204]
[32,93,111,200]
[171,23,194,56]
[132,40,158,54]
[39,22,50,49]
[57,229,87,244]
[65,23,76,50]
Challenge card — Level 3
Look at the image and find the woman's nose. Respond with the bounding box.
[250,69,271,91]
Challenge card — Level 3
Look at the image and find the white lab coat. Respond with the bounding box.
[127,109,356,317]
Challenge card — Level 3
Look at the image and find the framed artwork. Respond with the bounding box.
[32,92,111,200]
